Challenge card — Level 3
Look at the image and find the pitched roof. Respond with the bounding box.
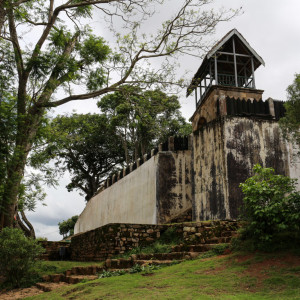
[186,29,265,96]
[206,29,265,66]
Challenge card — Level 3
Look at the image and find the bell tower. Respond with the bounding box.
[188,29,290,221]
[188,29,265,131]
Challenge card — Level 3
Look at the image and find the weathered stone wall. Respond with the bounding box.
[191,85,264,131]
[286,142,300,191]
[169,208,192,223]
[193,118,228,221]
[71,221,239,261]
[39,241,71,261]
[224,117,290,218]
[193,115,299,221]
[156,151,192,223]
[75,149,193,234]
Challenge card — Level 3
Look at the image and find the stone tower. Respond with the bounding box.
[187,29,295,221]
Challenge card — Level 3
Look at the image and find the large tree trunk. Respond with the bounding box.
[0,108,44,230]
[16,213,31,237]
[1,155,26,228]
[0,0,5,36]
[20,210,36,238]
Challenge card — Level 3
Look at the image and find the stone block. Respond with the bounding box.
[132,225,141,229]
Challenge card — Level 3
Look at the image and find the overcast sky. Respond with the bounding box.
[27,0,300,240]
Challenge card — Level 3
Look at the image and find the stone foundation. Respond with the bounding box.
[39,241,71,260]
[71,220,239,261]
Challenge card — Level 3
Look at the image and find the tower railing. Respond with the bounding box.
[196,74,255,107]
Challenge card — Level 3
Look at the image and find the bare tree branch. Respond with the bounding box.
[7,8,24,79]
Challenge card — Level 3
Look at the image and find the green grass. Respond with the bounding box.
[36,260,104,277]
[26,250,300,300]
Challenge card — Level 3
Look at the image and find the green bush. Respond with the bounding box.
[159,227,182,245]
[238,164,300,249]
[0,227,44,288]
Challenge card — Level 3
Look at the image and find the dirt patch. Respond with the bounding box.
[0,286,43,300]
[231,253,300,292]
[0,282,68,299]
[202,266,227,275]
[245,254,300,277]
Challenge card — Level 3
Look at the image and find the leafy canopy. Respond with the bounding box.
[239,164,300,248]
[98,87,192,162]
[58,215,78,238]
[279,73,300,149]
[31,113,125,201]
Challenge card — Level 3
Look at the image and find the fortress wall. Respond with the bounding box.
[156,151,193,223]
[193,119,228,221]
[224,117,290,219]
[74,149,193,234]
[74,156,158,234]
[192,116,299,221]
[286,142,300,191]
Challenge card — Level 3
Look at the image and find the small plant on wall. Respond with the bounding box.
[237,164,300,250]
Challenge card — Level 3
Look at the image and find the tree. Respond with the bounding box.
[279,73,300,149]
[239,164,300,248]
[0,94,54,237]
[32,113,125,201]
[0,227,44,288]
[99,87,192,163]
[58,215,78,238]
[0,0,239,229]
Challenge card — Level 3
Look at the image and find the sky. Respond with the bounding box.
[27,0,300,241]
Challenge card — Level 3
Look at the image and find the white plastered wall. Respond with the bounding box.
[74,156,157,234]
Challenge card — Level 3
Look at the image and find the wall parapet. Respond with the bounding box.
[95,135,192,196]
[224,97,285,120]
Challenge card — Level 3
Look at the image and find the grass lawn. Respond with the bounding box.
[26,250,300,300]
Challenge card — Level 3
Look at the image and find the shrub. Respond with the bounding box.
[98,269,126,278]
[0,227,44,288]
[238,164,300,249]
[159,227,182,245]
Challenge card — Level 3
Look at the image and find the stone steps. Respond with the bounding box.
[42,273,99,285]
[131,251,194,260]
[104,241,230,270]
[37,230,237,288]
[36,282,69,292]
[171,243,227,253]
[105,258,182,269]
[41,265,104,287]
[65,265,104,276]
